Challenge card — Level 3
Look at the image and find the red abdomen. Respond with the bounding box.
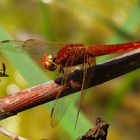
[90,41,140,56]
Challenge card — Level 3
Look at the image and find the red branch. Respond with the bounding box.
[0,48,140,120]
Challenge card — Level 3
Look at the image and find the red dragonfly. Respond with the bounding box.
[0,39,140,127]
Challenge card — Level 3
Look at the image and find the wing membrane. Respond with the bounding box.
[0,40,24,53]
[0,39,67,59]
[75,54,96,128]
[51,94,75,127]
[50,52,78,127]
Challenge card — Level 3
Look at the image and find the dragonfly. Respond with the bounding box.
[0,39,140,127]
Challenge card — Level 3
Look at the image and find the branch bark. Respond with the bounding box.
[0,48,140,120]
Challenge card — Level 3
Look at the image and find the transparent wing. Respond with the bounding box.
[0,40,25,53]
[50,49,91,127]
[50,53,78,127]
[51,94,75,127]
[75,54,96,128]
[0,39,67,59]
[22,39,67,58]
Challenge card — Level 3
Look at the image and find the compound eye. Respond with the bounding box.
[42,54,57,71]
[48,63,57,71]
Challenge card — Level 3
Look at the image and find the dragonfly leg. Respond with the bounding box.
[51,50,80,127]
[75,54,96,128]
[59,65,64,74]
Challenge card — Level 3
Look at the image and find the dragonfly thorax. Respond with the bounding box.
[55,44,94,67]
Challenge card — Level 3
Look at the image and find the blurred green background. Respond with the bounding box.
[0,0,140,140]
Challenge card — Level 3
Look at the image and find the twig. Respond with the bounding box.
[0,48,140,120]
[0,63,9,77]
[0,126,28,140]
[77,117,109,140]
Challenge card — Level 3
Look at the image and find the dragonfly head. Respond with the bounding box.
[42,54,57,71]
